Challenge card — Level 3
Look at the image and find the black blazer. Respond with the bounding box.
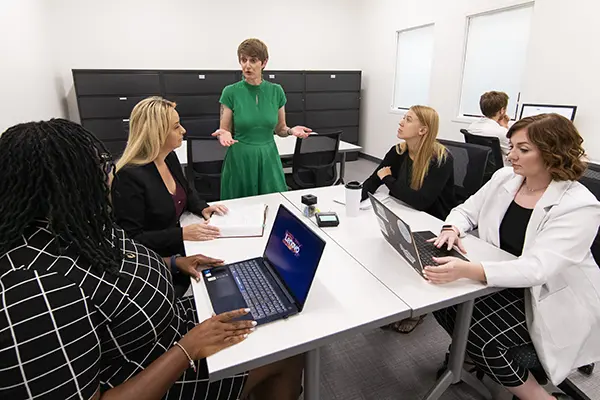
[112,152,208,257]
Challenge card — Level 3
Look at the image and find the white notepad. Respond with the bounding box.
[180,204,268,238]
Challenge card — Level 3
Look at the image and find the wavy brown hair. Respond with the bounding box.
[507,113,587,181]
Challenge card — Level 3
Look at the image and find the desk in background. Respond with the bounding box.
[175,135,362,184]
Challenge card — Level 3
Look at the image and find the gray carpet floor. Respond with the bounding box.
[304,158,600,400]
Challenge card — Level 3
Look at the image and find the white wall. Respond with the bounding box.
[359,0,600,160]
[0,0,65,133]
[48,0,364,122]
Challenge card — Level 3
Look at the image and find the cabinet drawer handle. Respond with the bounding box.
[198,75,205,80]
[123,119,130,122]
[330,74,336,79]
[119,97,127,101]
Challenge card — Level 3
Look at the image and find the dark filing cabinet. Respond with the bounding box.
[73,69,361,159]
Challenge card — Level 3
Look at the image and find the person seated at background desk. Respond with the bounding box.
[112,97,225,296]
[212,38,312,200]
[0,119,304,400]
[467,90,511,166]
[362,105,457,333]
[428,114,600,400]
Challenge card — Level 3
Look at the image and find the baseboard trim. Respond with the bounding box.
[358,152,382,164]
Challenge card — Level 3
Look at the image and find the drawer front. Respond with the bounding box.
[83,119,129,141]
[306,110,359,129]
[181,118,220,138]
[169,95,221,117]
[313,127,359,144]
[305,92,360,110]
[286,112,305,128]
[78,96,146,119]
[74,73,161,96]
[285,93,304,112]
[263,71,304,92]
[163,72,238,94]
[103,140,128,159]
[305,72,361,92]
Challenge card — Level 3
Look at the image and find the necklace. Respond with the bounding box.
[524,181,548,193]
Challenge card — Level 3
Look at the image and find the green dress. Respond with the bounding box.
[219,79,288,200]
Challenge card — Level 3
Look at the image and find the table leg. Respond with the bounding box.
[422,300,492,400]
[335,153,347,185]
[304,348,320,400]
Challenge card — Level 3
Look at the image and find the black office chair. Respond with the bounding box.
[460,128,504,183]
[185,136,228,201]
[580,163,600,265]
[437,139,491,203]
[285,131,341,190]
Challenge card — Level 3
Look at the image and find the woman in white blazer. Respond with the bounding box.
[426,114,600,400]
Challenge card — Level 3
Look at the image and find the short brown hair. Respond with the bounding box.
[237,38,269,62]
[480,91,509,118]
[507,113,587,181]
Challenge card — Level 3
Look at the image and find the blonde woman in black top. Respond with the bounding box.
[362,105,457,333]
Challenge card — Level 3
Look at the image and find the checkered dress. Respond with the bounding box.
[0,222,247,399]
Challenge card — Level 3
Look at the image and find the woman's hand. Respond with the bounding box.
[201,204,228,220]
[175,254,225,281]
[212,129,238,147]
[178,309,256,360]
[424,258,485,284]
[183,221,220,241]
[429,226,466,254]
[289,126,312,139]
[377,166,392,180]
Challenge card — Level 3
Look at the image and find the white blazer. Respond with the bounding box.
[446,167,600,385]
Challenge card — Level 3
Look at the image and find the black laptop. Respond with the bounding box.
[368,193,468,278]
[202,204,326,325]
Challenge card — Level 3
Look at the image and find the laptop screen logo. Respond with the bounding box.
[396,220,412,244]
[283,231,302,257]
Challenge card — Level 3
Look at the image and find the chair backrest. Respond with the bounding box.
[185,136,228,201]
[291,131,342,189]
[438,139,491,202]
[579,163,600,265]
[461,128,504,182]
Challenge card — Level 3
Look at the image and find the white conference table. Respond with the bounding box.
[183,193,411,400]
[281,186,515,400]
[175,135,362,184]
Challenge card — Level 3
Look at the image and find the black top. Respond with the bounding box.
[0,222,246,399]
[499,201,533,257]
[112,152,208,257]
[361,145,457,220]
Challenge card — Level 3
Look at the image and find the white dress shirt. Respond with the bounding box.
[467,118,510,166]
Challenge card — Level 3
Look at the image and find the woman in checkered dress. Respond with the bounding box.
[0,120,303,400]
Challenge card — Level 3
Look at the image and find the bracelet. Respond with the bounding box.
[173,341,197,373]
[286,128,293,136]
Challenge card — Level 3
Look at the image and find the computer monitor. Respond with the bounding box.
[519,103,577,121]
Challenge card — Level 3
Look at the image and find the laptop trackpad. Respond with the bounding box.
[205,269,251,320]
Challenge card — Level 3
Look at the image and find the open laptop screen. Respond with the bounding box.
[264,205,326,307]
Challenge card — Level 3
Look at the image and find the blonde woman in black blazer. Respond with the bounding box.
[112,97,227,294]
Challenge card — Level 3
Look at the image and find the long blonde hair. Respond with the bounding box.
[396,105,447,190]
[116,96,176,171]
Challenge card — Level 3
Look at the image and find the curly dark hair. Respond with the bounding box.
[507,113,587,181]
[0,119,122,273]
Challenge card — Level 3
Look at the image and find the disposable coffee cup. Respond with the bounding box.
[345,181,362,217]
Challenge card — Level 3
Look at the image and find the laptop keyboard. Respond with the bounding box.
[230,260,286,319]
[413,232,467,267]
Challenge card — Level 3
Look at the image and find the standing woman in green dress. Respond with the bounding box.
[212,38,312,199]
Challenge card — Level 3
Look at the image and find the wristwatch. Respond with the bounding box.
[286,127,293,136]
[170,254,181,274]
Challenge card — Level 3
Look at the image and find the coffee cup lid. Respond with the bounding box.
[345,181,362,189]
